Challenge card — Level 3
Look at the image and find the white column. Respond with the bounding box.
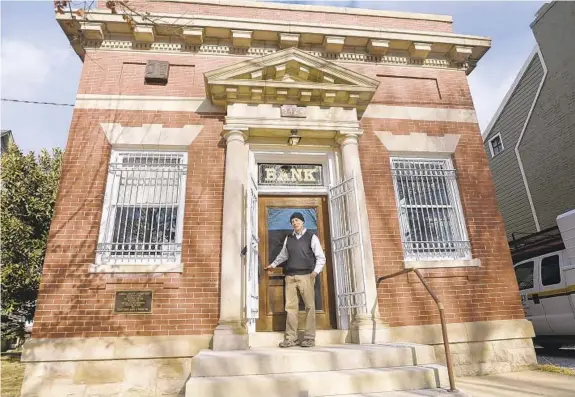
[337,130,389,344]
[213,127,249,350]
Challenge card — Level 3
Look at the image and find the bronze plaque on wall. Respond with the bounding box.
[258,164,323,186]
[114,291,153,314]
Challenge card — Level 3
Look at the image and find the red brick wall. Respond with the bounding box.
[96,0,452,33]
[32,105,226,338]
[78,50,475,109]
[78,51,238,96]
[359,118,525,326]
[34,25,521,337]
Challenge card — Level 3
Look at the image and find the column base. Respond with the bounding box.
[212,321,249,351]
[350,313,390,344]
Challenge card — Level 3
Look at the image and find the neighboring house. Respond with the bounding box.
[1,129,14,153]
[482,1,575,260]
[21,1,535,395]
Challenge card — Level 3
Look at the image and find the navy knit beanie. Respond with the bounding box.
[290,212,305,223]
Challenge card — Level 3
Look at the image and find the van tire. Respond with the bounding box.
[537,341,563,351]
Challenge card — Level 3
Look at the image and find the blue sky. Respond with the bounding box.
[1,0,545,154]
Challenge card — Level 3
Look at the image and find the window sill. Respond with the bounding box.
[404,258,481,269]
[89,263,183,274]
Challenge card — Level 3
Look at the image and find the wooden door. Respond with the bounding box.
[256,196,336,331]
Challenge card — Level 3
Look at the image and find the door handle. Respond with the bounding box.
[532,294,540,304]
[258,255,263,283]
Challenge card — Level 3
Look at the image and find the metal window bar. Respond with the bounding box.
[390,158,471,261]
[328,177,367,317]
[97,152,187,265]
[247,176,259,324]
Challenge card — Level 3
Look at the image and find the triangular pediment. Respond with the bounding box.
[205,48,379,108]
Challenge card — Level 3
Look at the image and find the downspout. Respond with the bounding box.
[514,45,547,232]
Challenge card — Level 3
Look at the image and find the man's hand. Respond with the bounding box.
[265,264,274,275]
[311,272,318,279]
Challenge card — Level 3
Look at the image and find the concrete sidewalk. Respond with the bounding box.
[455,370,575,396]
[320,370,575,396]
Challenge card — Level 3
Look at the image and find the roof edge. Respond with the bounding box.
[530,1,556,29]
[155,0,453,23]
[482,45,540,142]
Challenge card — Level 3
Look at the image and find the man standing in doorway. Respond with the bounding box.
[265,211,326,348]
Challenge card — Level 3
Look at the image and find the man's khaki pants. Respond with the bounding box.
[285,274,316,342]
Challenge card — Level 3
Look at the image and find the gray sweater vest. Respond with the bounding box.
[285,230,316,275]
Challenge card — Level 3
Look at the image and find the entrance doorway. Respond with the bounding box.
[256,196,337,331]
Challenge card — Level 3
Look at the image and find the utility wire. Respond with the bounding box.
[1,99,75,107]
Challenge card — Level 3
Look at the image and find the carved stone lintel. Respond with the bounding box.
[280,104,307,118]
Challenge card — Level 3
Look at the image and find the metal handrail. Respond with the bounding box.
[377,268,456,392]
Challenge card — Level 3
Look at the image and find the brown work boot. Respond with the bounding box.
[278,339,298,348]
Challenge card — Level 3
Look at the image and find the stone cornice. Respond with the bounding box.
[56,8,490,74]
[81,39,461,72]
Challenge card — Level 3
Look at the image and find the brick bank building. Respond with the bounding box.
[21,1,537,396]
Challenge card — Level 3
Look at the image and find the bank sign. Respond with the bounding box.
[258,164,323,186]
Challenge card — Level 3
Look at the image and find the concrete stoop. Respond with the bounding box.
[185,343,453,397]
[323,391,469,397]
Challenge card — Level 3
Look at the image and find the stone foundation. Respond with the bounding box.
[433,337,537,376]
[387,319,538,376]
[19,319,537,396]
[20,335,211,397]
[21,358,191,397]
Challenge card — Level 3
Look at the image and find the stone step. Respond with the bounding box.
[185,365,448,397]
[192,343,437,377]
[249,330,350,347]
[321,389,468,397]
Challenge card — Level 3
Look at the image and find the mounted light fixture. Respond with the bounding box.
[288,129,301,146]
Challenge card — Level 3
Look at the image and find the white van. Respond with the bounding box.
[513,209,575,350]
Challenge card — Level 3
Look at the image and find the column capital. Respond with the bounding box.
[336,129,363,146]
[222,126,248,144]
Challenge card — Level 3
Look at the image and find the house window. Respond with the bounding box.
[489,135,504,157]
[96,151,187,266]
[390,157,471,261]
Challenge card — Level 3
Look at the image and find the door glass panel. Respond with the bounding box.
[541,255,561,286]
[267,207,323,311]
[514,262,534,290]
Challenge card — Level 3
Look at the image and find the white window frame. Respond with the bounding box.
[91,150,187,273]
[390,156,477,267]
[489,133,504,157]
